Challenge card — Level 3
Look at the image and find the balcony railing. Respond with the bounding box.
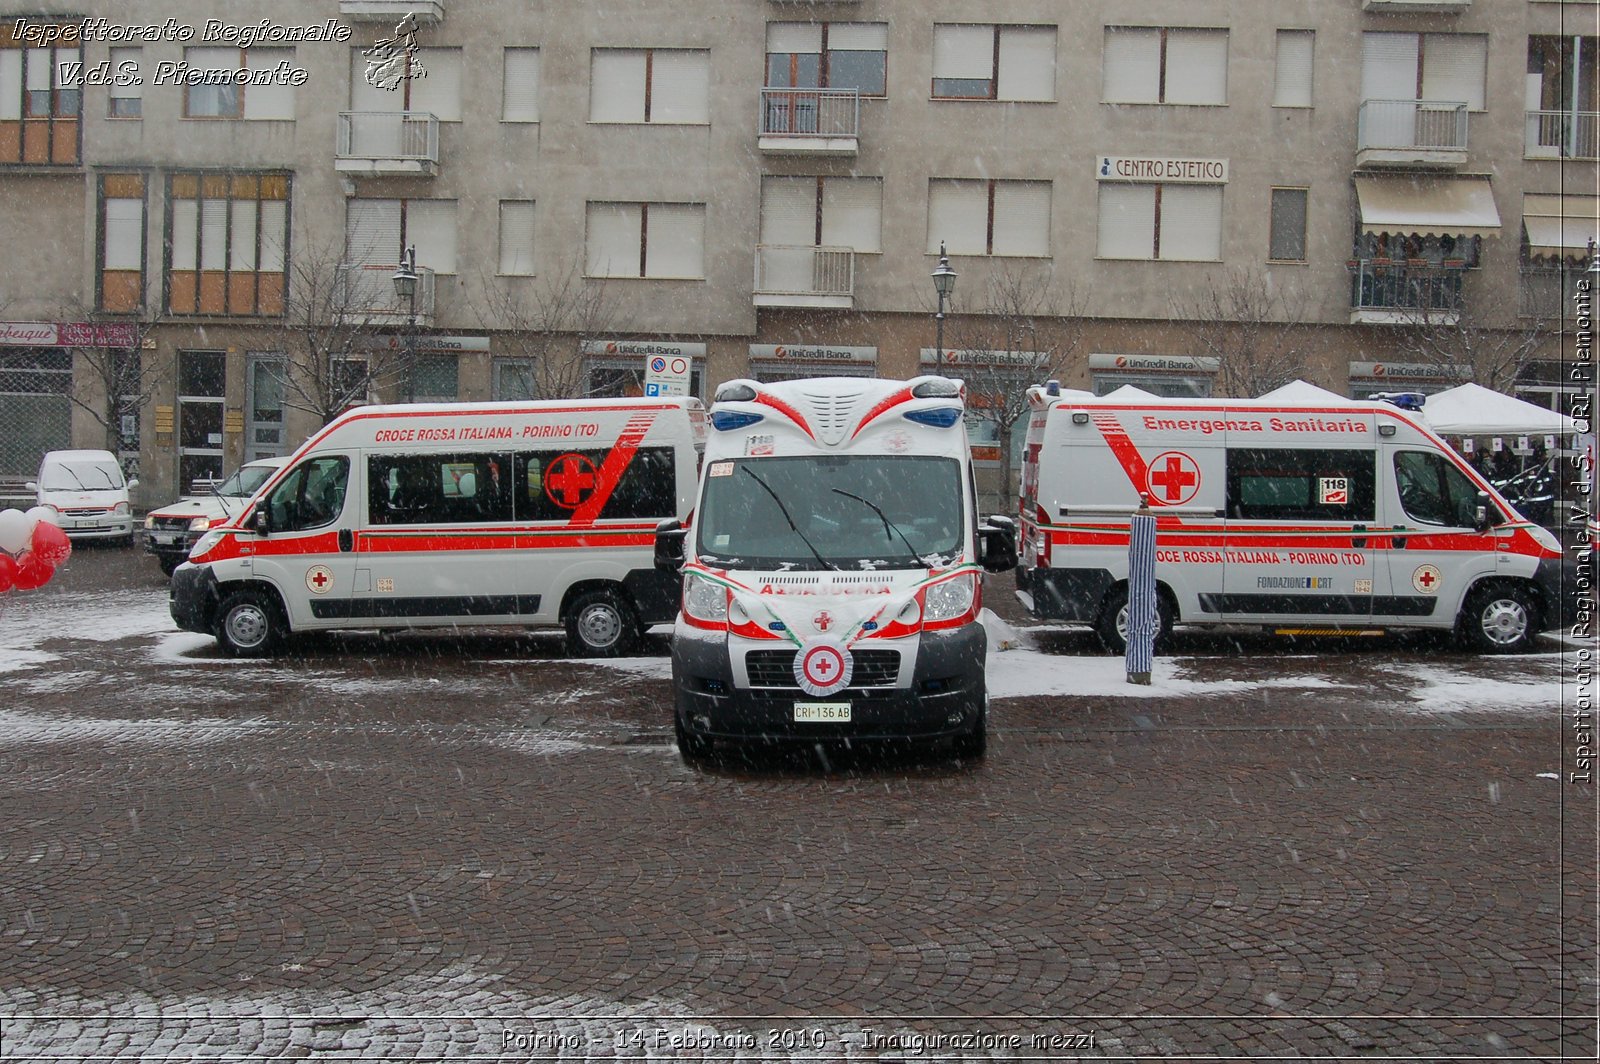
[1357,99,1469,168]
[1525,110,1600,159]
[753,245,854,308]
[758,87,860,155]
[1348,259,1465,323]
[339,1,445,22]
[336,112,440,176]
[335,263,436,326]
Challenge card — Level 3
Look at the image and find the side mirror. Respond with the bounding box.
[977,513,1018,573]
[1474,490,1492,533]
[654,518,686,571]
[251,507,272,537]
[25,481,37,492]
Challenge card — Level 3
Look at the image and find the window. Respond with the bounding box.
[927,179,1051,257]
[1269,187,1308,262]
[349,47,462,119]
[1228,449,1376,522]
[590,49,710,124]
[267,456,350,533]
[586,202,705,278]
[932,24,1055,101]
[369,452,512,526]
[586,361,705,400]
[1103,27,1228,105]
[182,47,296,119]
[766,23,887,96]
[1526,36,1599,157]
[1273,30,1313,108]
[0,29,80,163]
[345,199,458,274]
[410,354,458,403]
[99,173,146,312]
[1096,183,1223,261]
[499,201,536,275]
[1394,450,1484,527]
[1360,32,1486,110]
[503,48,540,122]
[516,447,677,521]
[166,173,290,316]
[109,47,141,117]
[493,358,538,401]
[760,176,882,253]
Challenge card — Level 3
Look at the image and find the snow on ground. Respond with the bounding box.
[0,707,269,746]
[1402,661,1568,714]
[0,590,176,648]
[983,642,1356,701]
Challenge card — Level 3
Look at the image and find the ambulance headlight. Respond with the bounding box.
[922,573,976,623]
[189,530,226,558]
[682,572,729,623]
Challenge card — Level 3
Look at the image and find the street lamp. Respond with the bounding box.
[392,244,418,402]
[931,241,957,356]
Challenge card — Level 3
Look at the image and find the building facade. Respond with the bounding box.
[0,0,1595,503]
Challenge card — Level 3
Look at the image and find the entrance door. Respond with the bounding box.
[245,354,287,462]
[178,350,226,491]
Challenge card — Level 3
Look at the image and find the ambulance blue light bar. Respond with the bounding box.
[1371,391,1426,412]
[710,410,765,431]
[904,406,963,428]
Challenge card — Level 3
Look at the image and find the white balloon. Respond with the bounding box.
[0,508,29,554]
[25,505,59,529]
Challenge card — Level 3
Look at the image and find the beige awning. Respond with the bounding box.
[1354,174,1501,238]
[1522,194,1600,259]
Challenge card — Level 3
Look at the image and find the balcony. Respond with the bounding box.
[1348,259,1465,325]
[1361,0,1471,12]
[336,112,440,177]
[753,245,854,309]
[1525,110,1600,159]
[339,1,445,22]
[335,263,435,326]
[1357,99,1469,168]
[759,88,860,156]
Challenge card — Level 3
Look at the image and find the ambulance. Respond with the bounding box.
[1016,386,1566,653]
[169,397,706,656]
[655,376,1017,759]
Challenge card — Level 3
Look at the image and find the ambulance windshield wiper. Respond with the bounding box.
[740,466,836,570]
[830,488,932,566]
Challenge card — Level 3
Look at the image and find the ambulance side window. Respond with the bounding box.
[513,447,676,521]
[1226,449,1375,522]
[1394,451,1478,527]
[266,456,350,532]
[367,452,513,525]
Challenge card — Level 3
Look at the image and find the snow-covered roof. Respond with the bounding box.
[1421,382,1584,436]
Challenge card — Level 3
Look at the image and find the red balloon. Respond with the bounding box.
[0,553,15,593]
[30,520,71,567]
[11,550,54,591]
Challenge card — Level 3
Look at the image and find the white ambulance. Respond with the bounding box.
[655,376,1017,759]
[1017,386,1565,653]
[170,397,706,656]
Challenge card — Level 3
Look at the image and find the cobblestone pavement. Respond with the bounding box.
[0,546,1594,1060]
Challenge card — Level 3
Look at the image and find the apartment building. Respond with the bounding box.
[0,0,1595,502]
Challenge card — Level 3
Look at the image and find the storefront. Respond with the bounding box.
[1088,352,1218,397]
[580,340,705,399]
[0,321,138,477]
[1347,360,1469,400]
[747,343,876,382]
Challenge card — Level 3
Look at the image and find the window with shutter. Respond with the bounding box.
[820,178,882,253]
[1421,34,1486,110]
[408,48,461,120]
[1165,30,1228,106]
[825,23,888,96]
[167,172,289,316]
[766,23,823,88]
[929,180,1051,256]
[349,47,399,112]
[184,47,241,117]
[407,201,458,276]
[1159,184,1224,261]
[991,181,1051,257]
[1097,184,1157,259]
[927,180,990,255]
[760,177,819,246]
[997,27,1056,103]
[587,203,643,277]
[591,50,647,123]
[1269,187,1308,262]
[346,200,403,266]
[1103,27,1161,103]
[1104,27,1226,104]
[1361,33,1421,101]
[499,201,537,275]
[1273,31,1314,108]
[650,50,710,124]
[643,204,705,279]
[243,48,295,120]
[99,174,145,312]
[109,47,141,117]
[503,48,540,122]
[932,25,995,98]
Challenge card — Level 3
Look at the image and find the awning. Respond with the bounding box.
[1522,194,1599,259]
[1354,174,1501,238]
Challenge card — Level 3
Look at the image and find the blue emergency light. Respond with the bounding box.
[710,410,765,431]
[903,406,963,428]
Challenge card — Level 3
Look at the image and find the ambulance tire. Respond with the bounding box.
[1095,585,1174,656]
[565,588,641,657]
[1459,582,1540,654]
[675,714,713,762]
[215,588,285,658]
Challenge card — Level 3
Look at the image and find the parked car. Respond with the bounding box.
[1488,459,1557,529]
[143,457,290,575]
[28,449,137,544]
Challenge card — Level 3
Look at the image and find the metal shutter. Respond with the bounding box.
[1421,34,1486,110]
[821,177,882,253]
[109,48,140,107]
[1096,184,1156,259]
[766,23,823,55]
[643,204,704,279]
[243,48,295,119]
[345,199,403,266]
[760,177,818,245]
[409,48,461,121]
[1102,27,1160,103]
[170,200,198,270]
[927,180,989,255]
[199,200,227,270]
[228,200,258,270]
[502,48,540,122]
[0,50,20,119]
[590,49,647,123]
[1360,32,1419,101]
[933,25,994,82]
[997,26,1056,102]
[586,203,641,276]
[407,200,458,275]
[349,46,398,112]
[498,201,536,274]
[103,199,143,271]
[991,181,1051,257]
[651,50,710,124]
[1273,30,1314,108]
[258,200,287,272]
[828,23,888,52]
[1165,30,1228,106]
[1159,184,1224,262]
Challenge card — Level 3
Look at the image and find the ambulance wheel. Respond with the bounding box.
[215,588,284,657]
[1096,585,1174,655]
[1459,582,1539,654]
[675,714,712,762]
[565,588,640,657]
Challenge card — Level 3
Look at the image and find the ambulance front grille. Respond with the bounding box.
[745,649,901,689]
[796,385,871,446]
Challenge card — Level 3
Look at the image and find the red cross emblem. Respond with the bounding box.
[1147,451,1201,505]
[794,640,853,696]
[813,610,833,633]
[544,453,598,509]
[305,565,333,594]
[1412,564,1441,594]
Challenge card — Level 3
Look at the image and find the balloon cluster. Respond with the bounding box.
[0,507,72,593]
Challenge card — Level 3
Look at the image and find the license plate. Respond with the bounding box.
[151,534,176,545]
[794,702,851,723]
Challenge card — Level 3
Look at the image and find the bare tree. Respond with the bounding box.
[1393,299,1554,395]
[1169,266,1311,398]
[943,264,1087,509]
[464,258,613,400]
[52,303,167,455]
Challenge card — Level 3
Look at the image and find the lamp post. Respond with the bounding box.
[931,241,957,356]
[392,244,418,402]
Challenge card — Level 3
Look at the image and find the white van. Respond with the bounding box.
[171,397,706,656]
[655,376,1017,759]
[1016,387,1565,653]
[143,456,291,575]
[30,449,137,542]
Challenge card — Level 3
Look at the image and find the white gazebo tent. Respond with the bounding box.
[1420,382,1583,437]
[1256,380,1348,404]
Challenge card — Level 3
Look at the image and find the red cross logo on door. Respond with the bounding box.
[1146,451,1201,505]
[544,453,598,509]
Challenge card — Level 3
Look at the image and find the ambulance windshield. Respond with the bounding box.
[697,456,963,570]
